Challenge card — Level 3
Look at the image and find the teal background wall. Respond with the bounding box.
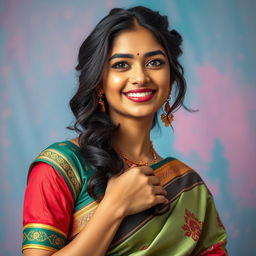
[0,0,255,255]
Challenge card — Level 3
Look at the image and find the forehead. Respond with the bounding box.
[110,26,165,54]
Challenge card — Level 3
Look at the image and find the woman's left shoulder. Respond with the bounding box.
[161,156,213,193]
[160,157,203,178]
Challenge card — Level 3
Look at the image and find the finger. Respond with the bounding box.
[152,186,167,196]
[153,195,169,205]
[140,166,154,176]
[148,175,160,185]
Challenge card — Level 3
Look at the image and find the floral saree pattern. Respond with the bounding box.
[182,208,204,242]
[23,141,228,255]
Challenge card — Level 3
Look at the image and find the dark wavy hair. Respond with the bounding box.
[69,6,189,202]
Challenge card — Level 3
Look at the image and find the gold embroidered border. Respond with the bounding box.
[23,223,67,252]
[69,201,98,238]
[35,148,82,199]
[22,244,57,252]
[23,223,67,238]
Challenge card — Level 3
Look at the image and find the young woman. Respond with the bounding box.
[22,6,228,256]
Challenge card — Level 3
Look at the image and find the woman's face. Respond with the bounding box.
[102,26,171,124]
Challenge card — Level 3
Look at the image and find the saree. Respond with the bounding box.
[22,141,228,255]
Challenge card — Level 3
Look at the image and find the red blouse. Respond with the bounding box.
[23,162,75,251]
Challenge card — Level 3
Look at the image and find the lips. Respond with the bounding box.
[123,88,156,102]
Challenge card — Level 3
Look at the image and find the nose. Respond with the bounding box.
[129,66,149,85]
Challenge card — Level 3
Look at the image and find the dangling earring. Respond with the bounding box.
[97,88,105,112]
[161,97,174,127]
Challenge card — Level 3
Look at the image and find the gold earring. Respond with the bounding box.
[97,89,105,112]
[160,97,174,126]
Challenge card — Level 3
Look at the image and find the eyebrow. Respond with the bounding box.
[109,50,166,61]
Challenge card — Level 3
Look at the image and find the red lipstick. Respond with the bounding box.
[123,88,156,102]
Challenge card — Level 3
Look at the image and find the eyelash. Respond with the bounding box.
[146,59,165,68]
[111,62,129,69]
[111,59,165,70]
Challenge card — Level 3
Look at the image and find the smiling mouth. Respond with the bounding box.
[123,88,156,102]
[126,91,153,97]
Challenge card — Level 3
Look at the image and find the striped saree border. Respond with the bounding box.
[67,158,177,240]
[67,158,203,246]
[109,160,204,248]
[154,159,192,186]
[31,148,82,200]
[22,223,67,252]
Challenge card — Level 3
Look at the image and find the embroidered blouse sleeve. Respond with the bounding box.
[22,162,75,252]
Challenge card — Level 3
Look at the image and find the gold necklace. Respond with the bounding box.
[118,141,157,167]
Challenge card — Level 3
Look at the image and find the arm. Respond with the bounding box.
[23,198,124,256]
[23,165,168,256]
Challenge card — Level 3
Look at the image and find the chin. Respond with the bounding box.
[126,110,156,120]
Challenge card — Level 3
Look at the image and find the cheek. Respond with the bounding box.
[156,72,171,101]
[160,76,170,87]
[152,71,170,89]
[112,75,123,85]
[104,73,125,92]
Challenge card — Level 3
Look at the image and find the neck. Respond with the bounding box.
[71,113,162,163]
[111,114,155,161]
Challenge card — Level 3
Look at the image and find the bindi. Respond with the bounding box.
[137,53,140,56]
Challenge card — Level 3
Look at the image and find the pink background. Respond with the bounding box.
[0,0,255,255]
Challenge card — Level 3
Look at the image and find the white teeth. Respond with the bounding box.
[126,91,153,97]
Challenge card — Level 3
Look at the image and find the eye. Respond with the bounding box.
[111,61,129,70]
[147,59,165,68]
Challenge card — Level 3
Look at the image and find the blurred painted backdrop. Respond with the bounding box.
[0,0,255,255]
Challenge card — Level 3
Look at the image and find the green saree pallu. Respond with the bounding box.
[22,141,228,255]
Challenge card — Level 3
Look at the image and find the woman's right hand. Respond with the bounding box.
[103,165,169,217]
